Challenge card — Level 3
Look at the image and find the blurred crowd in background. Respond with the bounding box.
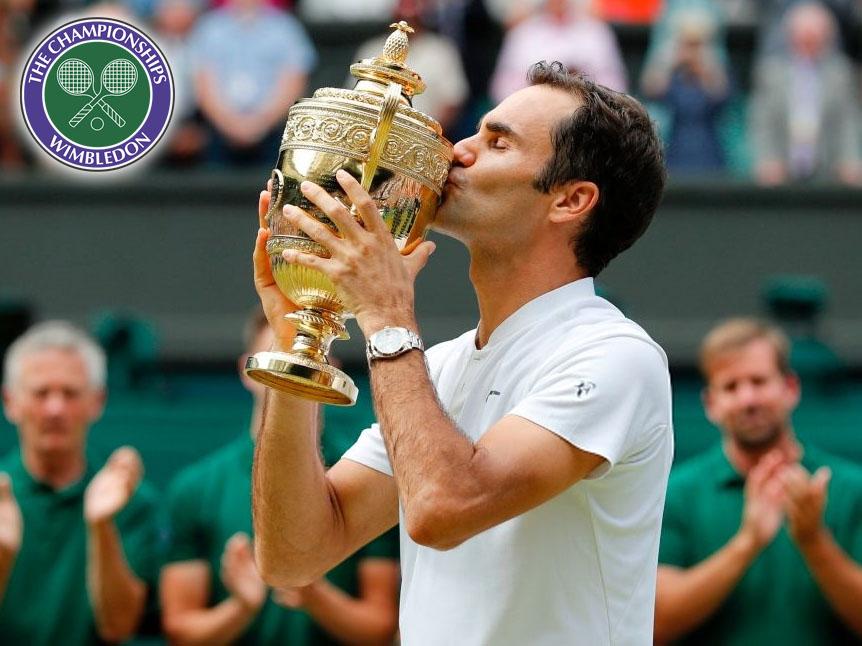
[2,0,862,185]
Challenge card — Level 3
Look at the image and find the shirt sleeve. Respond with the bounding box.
[507,334,670,475]
[341,423,393,477]
[657,471,691,567]
[116,481,164,636]
[835,465,862,562]
[116,481,162,585]
[162,470,207,563]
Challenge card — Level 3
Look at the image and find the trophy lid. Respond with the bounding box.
[350,21,426,98]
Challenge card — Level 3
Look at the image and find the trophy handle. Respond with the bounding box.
[361,81,402,191]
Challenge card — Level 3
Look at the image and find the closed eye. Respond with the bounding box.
[475,115,520,150]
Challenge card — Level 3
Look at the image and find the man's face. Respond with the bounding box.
[703,339,800,450]
[677,34,707,66]
[2,348,105,457]
[788,8,832,60]
[436,84,581,247]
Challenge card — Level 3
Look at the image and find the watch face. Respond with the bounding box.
[375,328,405,355]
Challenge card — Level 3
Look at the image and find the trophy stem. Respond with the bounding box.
[244,308,357,406]
[286,308,350,360]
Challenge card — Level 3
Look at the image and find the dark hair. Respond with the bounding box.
[528,61,666,276]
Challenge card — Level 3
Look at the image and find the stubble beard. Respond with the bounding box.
[731,420,785,451]
[432,191,469,241]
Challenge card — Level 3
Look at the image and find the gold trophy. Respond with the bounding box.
[246,22,454,405]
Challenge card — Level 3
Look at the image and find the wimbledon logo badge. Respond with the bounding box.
[20,17,173,171]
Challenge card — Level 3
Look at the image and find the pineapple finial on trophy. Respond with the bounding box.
[383,21,414,65]
[349,20,425,98]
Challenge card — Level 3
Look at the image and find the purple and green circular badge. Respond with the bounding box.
[20,17,173,171]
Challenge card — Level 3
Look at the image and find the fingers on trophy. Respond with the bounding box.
[246,21,453,405]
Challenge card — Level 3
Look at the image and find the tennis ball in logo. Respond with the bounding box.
[45,42,150,148]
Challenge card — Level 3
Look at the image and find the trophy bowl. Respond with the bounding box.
[245,22,454,405]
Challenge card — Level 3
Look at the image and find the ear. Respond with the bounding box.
[2,387,20,426]
[87,388,108,425]
[548,180,599,225]
[783,371,801,409]
[701,385,719,426]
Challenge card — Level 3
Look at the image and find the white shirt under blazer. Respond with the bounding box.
[344,277,674,645]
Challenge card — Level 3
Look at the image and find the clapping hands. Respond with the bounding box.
[741,450,832,551]
[84,447,143,526]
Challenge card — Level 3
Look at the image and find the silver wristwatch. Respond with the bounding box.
[366,326,424,363]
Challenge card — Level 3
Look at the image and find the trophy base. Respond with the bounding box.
[245,351,357,406]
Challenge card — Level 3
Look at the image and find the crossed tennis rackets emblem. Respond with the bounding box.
[57,57,138,129]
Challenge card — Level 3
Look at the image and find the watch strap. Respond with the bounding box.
[366,326,424,363]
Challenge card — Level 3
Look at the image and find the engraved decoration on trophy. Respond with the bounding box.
[246,21,454,406]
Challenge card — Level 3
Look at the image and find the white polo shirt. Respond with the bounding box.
[343,277,673,645]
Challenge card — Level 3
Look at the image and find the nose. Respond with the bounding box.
[452,135,476,167]
[43,391,68,416]
[735,382,760,407]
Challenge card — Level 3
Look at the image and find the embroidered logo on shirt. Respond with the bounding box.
[485,390,501,402]
[574,380,596,398]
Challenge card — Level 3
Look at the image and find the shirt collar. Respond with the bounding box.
[5,449,96,500]
[481,277,596,350]
[713,440,820,488]
[713,446,746,488]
